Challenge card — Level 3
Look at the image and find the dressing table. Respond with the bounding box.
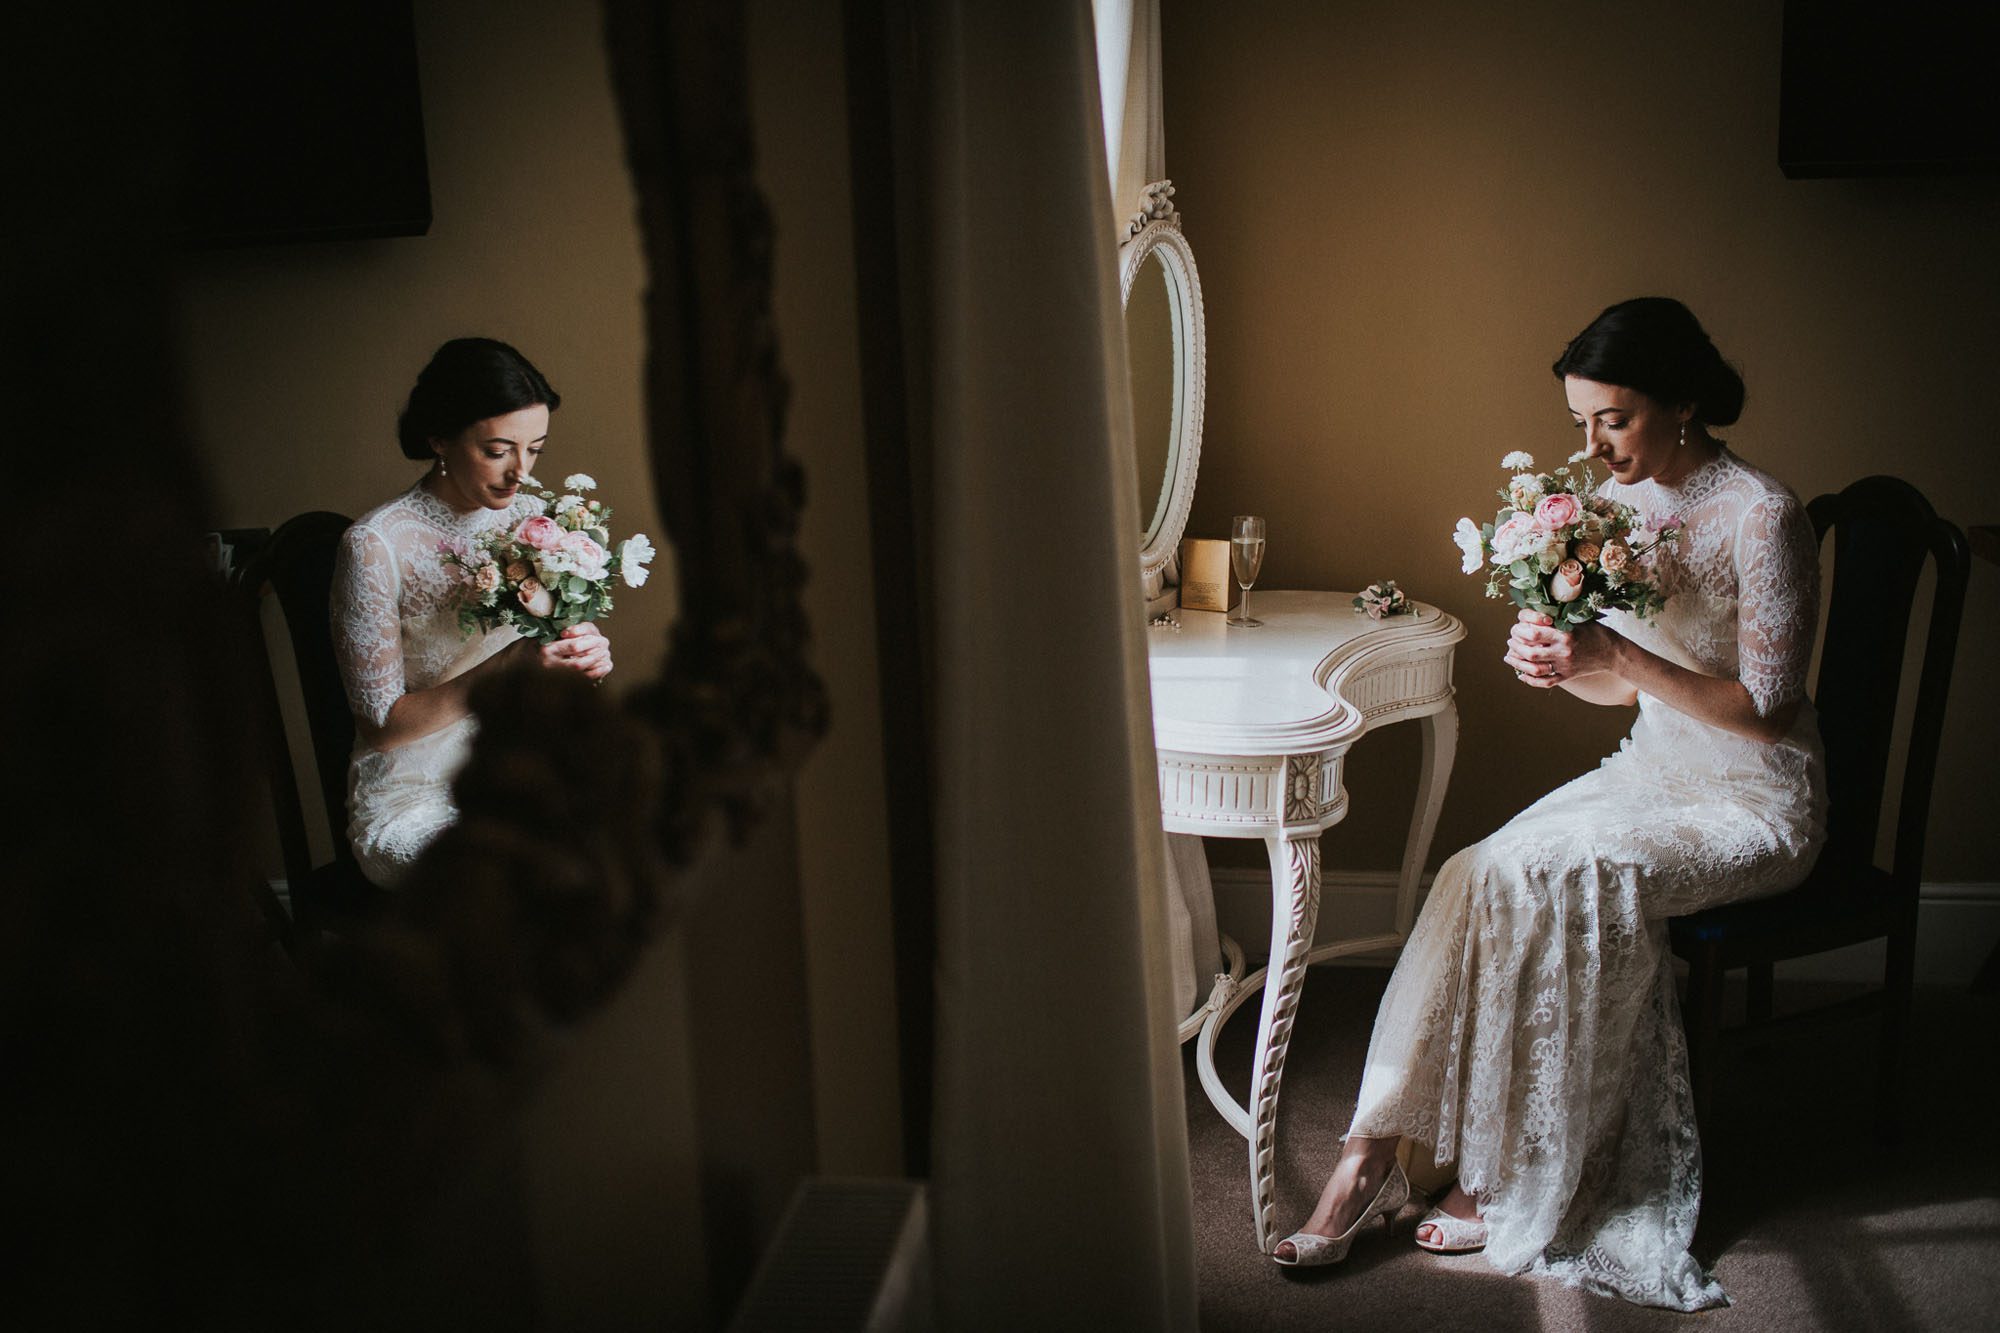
[1123,183,1466,1251]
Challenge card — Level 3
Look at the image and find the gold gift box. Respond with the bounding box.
[1179,537,1240,613]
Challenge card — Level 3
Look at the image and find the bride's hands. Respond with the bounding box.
[538,622,614,681]
[1505,609,1617,687]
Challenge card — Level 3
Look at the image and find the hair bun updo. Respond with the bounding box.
[396,337,561,461]
[1552,297,1744,428]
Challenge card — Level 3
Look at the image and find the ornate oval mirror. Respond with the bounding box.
[1119,181,1206,616]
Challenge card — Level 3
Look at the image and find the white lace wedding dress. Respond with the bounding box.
[331,483,541,887]
[1350,447,1826,1310]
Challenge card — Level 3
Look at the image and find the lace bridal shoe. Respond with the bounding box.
[1413,1202,1487,1254]
[1271,1161,1410,1267]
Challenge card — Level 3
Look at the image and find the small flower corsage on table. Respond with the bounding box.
[437,472,656,645]
[1452,450,1682,627]
[1352,580,1413,620]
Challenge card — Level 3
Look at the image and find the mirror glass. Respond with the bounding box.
[1127,250,1181,545]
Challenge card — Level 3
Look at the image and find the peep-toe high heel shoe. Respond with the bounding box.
[1270,1160,1410,1267]
[1413,1178,1487,1254]
[1412,1205,1487,1254]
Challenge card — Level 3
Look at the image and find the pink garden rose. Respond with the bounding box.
[1534,492,1582,530]
[1550,558,1586,603]
[556,530,610,580]
[1490,512,1542,563]
[517,578,556,617]
[514,515,565,552]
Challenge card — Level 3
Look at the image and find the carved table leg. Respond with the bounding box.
[1394,700,1458,937]
[1247,827,1322,1252]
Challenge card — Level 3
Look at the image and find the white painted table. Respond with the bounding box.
[1148,590,1464,1250]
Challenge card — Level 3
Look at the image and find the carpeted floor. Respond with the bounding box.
[1187,966,2000,1332]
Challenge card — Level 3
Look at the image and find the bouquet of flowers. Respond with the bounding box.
[1352,579,1413,620]
[1451,451,1681,627]
[438,473,656,644]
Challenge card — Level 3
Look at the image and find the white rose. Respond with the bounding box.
[620,533,656,588]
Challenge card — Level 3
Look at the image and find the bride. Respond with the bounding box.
[331,338,614,887]
[1271,298,1826,1310]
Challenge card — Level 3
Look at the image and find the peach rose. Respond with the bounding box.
[473,563,502,593]
[517,578,556,617]
[1600,542,1631,574]
[1550,559,1585,603]
[514,514,565,552]
[505,560,532,583]
[1534,492,1582,530]
[1572,540,1602,566]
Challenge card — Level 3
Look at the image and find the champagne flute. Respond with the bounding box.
[1228,514,1266,627]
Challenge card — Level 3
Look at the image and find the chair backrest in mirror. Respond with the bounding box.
[1809,476,1970,883]
[241,511,358,875]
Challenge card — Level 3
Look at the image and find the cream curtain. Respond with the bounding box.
[925,0,1197,1327]
[1093,0,1166,226]
[1096,0,1222,1028]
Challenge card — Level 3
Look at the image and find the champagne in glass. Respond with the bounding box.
[1228,514,1266,627]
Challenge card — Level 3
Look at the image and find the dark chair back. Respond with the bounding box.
[237,512,361,901]
[1808,477,1971,886]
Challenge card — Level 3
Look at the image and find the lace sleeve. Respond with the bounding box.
[331,523,406,730]
[1734,490,1820,717]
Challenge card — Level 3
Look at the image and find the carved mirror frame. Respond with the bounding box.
[1119,179,1206,617]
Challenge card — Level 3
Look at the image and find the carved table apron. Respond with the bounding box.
[1148,590,1464,1251]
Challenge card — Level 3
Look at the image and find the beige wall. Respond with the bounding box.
[1163,0,2000,881]
[175,0,902,1317]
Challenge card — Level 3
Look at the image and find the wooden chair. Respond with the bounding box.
[1671,476,1970,1141]
[237,511,385,937]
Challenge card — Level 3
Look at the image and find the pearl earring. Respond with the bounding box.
[1678,423,1687,448]
[436,456,448,476]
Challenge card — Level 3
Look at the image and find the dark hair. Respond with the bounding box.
[1551,297,1744,428]
[396,337,561,460]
